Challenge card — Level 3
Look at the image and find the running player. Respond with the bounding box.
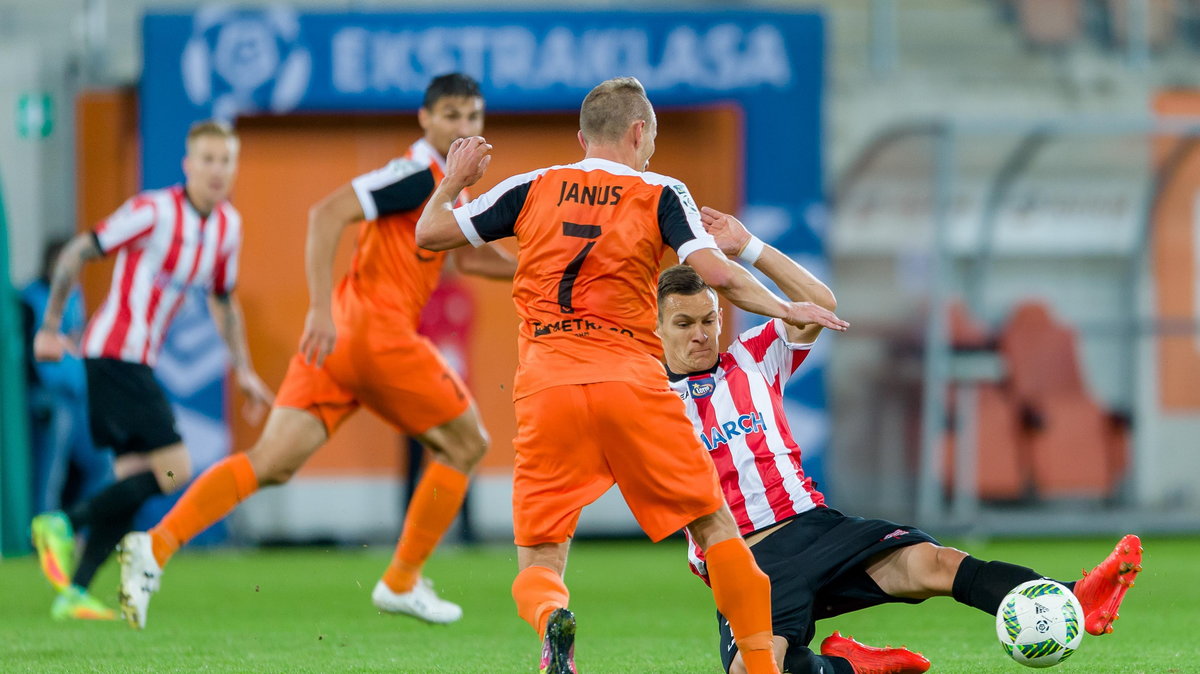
[30,120,274,620]
[415,77,848,674]
[116,73,516,629]
[658,207,1144,674]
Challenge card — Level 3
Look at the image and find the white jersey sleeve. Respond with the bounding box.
[350,157,436,221]
[93,194,158,254]
[727,319,814,391]
[641,173,718,262]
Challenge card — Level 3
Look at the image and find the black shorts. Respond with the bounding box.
[85,357,182,456]
[717,507,939,673]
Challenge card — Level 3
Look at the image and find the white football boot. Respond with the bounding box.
[117,532,162,630]
[372,577,462,624]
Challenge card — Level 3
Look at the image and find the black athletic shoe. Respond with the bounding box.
[538,608,577,673]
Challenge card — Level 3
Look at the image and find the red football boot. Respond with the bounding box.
[1073,533,1143,636]
[819,631,931,674]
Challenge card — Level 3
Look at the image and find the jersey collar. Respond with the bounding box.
[574,157,641,176]
[666,360,721,383]
[411,138,447,172]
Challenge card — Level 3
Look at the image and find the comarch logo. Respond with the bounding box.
[181,5,311,120]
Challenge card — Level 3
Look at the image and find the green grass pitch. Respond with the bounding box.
[1,536,1195,672]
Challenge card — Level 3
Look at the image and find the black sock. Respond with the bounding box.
[70,472,163,589]
[783,648,855,674]
[952,556,1045,615]
[65,497,92,530]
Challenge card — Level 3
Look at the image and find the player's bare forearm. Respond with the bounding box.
[305,213,340,314]
[689,248,790,319]
[42,233,100,333]
[687,248,848,333]
[208,293,252,372]
[715,260,795,320]
[754,246,838,342]
[417,136,491,251]
[211,292,275,418]
[453,242,516,279]
[701,206,835,310]
[304,190,360,314]
[753,246,836,310]
[415,180,470,251]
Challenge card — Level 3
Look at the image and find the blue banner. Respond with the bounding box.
[141,7,831,493]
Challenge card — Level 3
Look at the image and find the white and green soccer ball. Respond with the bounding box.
[995,579,1083,668]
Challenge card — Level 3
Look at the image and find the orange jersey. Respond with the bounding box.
[341,138,465,330]
[454,157,717,398]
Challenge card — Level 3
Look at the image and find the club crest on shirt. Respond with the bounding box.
[688,376,715,399]
[671,183,699,214]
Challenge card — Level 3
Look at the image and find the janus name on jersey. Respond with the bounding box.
[702,411,767,451]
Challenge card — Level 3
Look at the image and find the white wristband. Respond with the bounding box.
[738,236,765,265]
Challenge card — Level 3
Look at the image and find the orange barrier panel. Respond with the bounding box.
[75,90,139,313]
[1152,92,1200,410]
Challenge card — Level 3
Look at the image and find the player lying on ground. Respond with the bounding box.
[114,73,517,630]
[30,120,274,620]
[657,209,1143,674]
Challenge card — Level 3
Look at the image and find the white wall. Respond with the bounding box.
[0,39,75,284]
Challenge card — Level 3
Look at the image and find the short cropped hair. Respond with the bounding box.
[186,119,238,149]
[423,73,483,109]
[580,76,654,144]
[657,265,715,316]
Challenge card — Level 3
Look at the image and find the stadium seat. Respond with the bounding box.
[1106,0,1177,50]
[941,301,1030,502]
[1014,0,1084,49]
[998,302,1129,499]
[942,383,1030,501]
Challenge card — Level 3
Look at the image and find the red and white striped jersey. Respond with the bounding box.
[669,318,825,582]
[82,185,241,366]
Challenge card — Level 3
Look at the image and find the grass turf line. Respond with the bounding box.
[0,537,1194,672]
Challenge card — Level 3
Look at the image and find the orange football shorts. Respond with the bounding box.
[511,380,724,546]
[275,329,471,436]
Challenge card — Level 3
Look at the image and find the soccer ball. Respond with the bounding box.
[995,579,1083,668]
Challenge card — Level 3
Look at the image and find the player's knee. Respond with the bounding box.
[432,429,488,472]
[255,461,297,486]
[728,655,748,674]
[927,544,968,592]
[247,447,298,486]
[687,506,738,551]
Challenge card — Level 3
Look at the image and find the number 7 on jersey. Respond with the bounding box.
[558,221,601,313]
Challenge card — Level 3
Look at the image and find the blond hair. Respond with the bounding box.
[186,119,239,150]
[579,77,654,144]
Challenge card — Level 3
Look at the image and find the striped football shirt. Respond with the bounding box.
[669,318,825,581]
[82,185,241,366]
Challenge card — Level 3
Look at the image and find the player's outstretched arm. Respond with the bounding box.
[208,293,274,424]
[301,185,363,366]
[415,136,492,251]
[685,248,848,334]
[33,232,101,362]
[452,242,517,280]
[701,206,840,343]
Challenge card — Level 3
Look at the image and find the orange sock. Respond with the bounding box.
[148,452,258,568]
[512,565,569,638]
[706,538,779,674]
[382,462,469,593]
